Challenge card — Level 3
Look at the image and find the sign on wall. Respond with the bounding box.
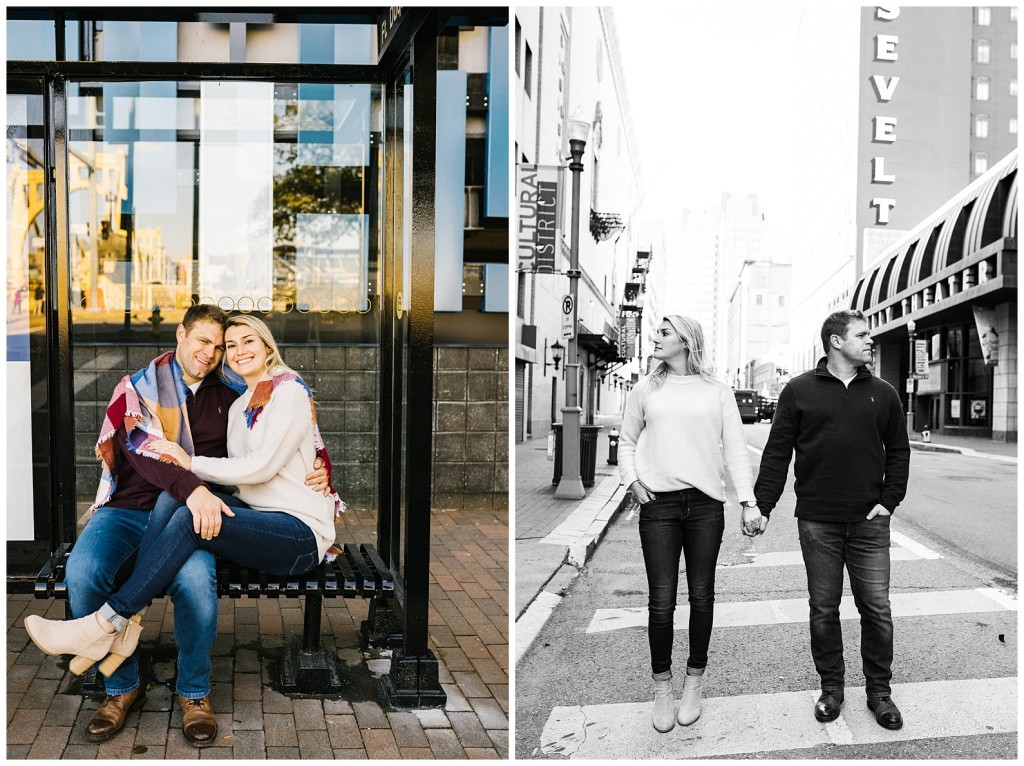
[972,305,999,366]
[517,164,561,273]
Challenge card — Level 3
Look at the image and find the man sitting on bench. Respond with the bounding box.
[58,305,329,747]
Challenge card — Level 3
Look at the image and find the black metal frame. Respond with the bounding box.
[5,6,508,707]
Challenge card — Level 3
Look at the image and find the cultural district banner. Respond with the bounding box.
[517,164,561,273]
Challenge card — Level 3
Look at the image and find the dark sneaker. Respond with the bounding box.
[867,696,903,730]
[814,690,844,722]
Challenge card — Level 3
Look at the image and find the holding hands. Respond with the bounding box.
[741,502,769,537]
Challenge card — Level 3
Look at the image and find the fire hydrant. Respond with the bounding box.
[921,424,931,444]
[148,305,164,336]
[607,427,619,465]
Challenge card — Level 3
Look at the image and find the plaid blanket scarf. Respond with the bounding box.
[91,350,247,512]
[243,371,347,519]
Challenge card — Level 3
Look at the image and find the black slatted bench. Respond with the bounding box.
[33,541,397,694]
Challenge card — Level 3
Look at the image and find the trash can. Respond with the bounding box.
[551,424,603,488]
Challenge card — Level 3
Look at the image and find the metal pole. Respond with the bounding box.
[907,326,916,431]
[555,138,586,500]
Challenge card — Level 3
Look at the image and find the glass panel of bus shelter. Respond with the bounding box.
[66,80,382,530]
[6,82,55,575]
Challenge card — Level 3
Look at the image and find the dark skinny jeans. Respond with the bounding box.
[107,490,320,618]
[638,488,725,675]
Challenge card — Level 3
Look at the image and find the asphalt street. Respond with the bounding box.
[515,425,1017,759]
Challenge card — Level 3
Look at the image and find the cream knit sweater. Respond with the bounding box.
[191,379,337,560]
[618,373,755,504]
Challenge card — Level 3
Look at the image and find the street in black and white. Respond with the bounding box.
[514,428,1017,760]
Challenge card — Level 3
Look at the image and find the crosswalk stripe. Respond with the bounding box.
[539,677,1017,759]
[719,546,924,568]
[586,588,1016,634]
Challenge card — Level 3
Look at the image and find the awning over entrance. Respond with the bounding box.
[853,151,1017,342]
[578,320,620,365]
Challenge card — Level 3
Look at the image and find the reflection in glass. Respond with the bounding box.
[6,89,48,542]
[66,81,381,341]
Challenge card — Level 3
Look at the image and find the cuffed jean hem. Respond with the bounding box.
[176,688,212,700]
[103,681,142,697]
[865,691,892,700]
[821,685,845,693]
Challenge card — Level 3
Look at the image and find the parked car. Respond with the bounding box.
[758,396,777,422]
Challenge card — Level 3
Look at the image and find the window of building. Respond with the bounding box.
[976,76,990,100]
[977,39,991,63]
[1011,6,1018,21]
[977,7,992,24]
[596,45,604,82]
[1012,42,1018,60]
[516,270,526,319]
[975,113,990,138]
[755,294,763,306]
[974,152,989,174]
[778,295,785,307]
[1010,117,1018,134]
[1011,79,1019,96]
[515,19,521,76]
[524,41,533,96]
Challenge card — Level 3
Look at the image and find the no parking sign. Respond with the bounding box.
[561,294,575,339]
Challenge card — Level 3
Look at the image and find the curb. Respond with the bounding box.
[515,476,634,665]
[910,441,1017,463]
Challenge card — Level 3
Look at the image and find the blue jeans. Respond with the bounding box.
[106,492,319,623]
[798,517,894,699]
[65,501,217,698]
[638,489,725,674]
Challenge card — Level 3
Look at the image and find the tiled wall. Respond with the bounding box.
[71,344,509,519]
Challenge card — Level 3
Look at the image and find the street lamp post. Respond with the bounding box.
[555,109,591,500]
[907,319,917,432]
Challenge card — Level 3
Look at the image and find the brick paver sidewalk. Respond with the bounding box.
[6,505,508,760]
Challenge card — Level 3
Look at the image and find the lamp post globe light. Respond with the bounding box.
[907,319,917,431]
[555,108,591,500]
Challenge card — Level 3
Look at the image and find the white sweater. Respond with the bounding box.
[618,374,755,504]
[191,379,337,560]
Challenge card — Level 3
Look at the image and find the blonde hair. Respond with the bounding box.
[646,314,717,391]
[223,315,296,378]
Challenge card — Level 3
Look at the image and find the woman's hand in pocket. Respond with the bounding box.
[630,480,655,505]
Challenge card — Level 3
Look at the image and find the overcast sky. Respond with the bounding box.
[615,5,844,226]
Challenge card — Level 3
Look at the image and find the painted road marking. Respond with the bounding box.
[586,588,1016,633]
[719,546,924,568]
[515,590,563,665]
[889,529,943,559]
[538,677,1017,759]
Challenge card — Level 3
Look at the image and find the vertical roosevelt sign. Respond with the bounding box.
[517,164,561,273]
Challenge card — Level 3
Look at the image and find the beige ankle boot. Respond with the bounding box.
[24,612,144,676]
[677,666,704,725]
[652,671,675,732]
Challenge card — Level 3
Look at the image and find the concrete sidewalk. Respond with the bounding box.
[909,432,1017,461]
[6,505,508,760]
[514,416,627,622]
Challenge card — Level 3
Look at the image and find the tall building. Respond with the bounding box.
[726,260,792,389]
[515,7,646,442]
[857,6,1019,274]
[649,209,719,365]
[790,5,1017,375]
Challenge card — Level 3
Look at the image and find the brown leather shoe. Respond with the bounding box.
[179,695,218,747]
[85,688,146,742]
